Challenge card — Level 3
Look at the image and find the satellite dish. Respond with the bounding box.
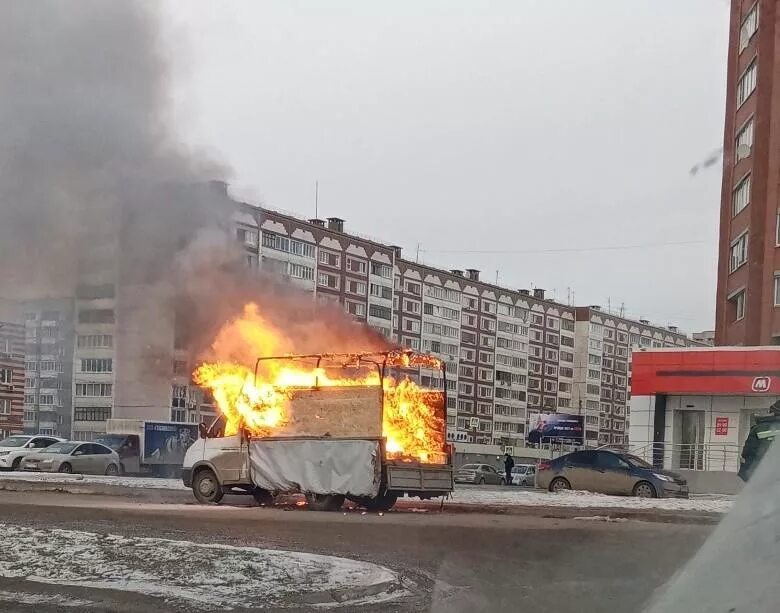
[736,143,751,160]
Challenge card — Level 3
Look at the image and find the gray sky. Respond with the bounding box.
[163,1,728,332]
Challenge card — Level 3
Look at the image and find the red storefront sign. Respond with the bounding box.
[715,417,729,436]
[632,348,780,396]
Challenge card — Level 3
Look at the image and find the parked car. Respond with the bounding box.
[454,463,505,485]
[0,435,64,471]
[536,449,688,498]
[21,441,121,476]
[511,464,536,486]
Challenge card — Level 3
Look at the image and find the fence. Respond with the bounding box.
[628,441,742,472]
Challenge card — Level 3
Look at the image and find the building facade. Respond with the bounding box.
[0,321,25,438]
[231,203,701,450]
[715,0,780,345]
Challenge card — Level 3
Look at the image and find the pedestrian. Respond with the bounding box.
[739,400,780,481]
[503,452,514,486]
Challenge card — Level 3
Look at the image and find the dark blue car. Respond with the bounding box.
[536,449,689,498]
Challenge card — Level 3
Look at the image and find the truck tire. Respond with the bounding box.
[252,488,274,506]
[305,493,345,511]
[192,468,224,504]
[362,490,399,512]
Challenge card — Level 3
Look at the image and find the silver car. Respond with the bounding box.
[454,463,505,485]
[21,441,121,476]
[511,464,536,486]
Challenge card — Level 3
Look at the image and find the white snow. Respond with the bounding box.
[0,590,94,608]
[0,524,404,610]
[0,472,187,490]
[448,488,734,513]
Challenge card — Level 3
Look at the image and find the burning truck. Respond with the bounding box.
[182,305,454,511]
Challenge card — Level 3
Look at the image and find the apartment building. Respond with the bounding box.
[229,202,701,449]
[715,1,780,345]
[573,307,694,448]
[21,300,74,438]
[0,321,25,438]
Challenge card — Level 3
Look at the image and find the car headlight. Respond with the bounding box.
[652,473,674,482]
[0,451,10,456]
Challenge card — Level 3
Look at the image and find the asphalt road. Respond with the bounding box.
[0,490,713,612]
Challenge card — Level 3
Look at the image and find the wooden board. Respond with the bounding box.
[274,386,383,438]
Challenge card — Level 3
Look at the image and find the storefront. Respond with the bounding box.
[629,347,780,473]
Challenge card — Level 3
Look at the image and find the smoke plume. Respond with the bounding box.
[0,1,393,369]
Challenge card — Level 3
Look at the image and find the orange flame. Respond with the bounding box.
[193,303,446,463]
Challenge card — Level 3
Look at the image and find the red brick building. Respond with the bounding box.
[715,1,780,345]
[0,322,25,437]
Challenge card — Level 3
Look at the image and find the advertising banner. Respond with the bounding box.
[143,422,198,465]
[526,412,584,445]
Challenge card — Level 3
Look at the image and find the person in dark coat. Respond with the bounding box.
[739,400,780,482]
[503,453,515,486]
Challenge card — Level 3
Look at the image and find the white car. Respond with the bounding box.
[0,435,65,471]
[511,464,537,486]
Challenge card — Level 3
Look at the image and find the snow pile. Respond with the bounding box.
[0,472,187,490]
[0,590,94,608]
[0,524,404,609]
[449,488,734,513]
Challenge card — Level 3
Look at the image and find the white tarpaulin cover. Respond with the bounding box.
[249,438,381,497]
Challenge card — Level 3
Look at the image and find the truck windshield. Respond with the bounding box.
[94,435,127,451]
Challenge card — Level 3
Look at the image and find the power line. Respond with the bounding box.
[420,240,709,255]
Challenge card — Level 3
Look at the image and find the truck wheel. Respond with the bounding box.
[305,493,345,511]
[252,488,274,506]
[363,490,399,512]
[192,468,224,504]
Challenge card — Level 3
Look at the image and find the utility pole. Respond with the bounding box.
[314,181,319,219]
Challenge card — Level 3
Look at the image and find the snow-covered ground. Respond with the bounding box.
[0,523,405,609]
[448,488,734,513]
[0,472,735,513]
[0,472,187,490]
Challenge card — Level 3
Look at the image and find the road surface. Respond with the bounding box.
[0,491,713,612]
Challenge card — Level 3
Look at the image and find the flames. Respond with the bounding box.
[193,303,447,463]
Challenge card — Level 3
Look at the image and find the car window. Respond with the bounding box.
[0,436,32,448]
[527,467,536,475]
[568,451,597,466]
[92,444,112,455]
[597,452,630,470]
[460,464,479,470]
[42,438,60,447]
[72,444,89,456]
[29,438,51,448]
[41,442,78,455]
[483,465,496,473]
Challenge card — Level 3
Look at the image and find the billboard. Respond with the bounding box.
[526,412,584,446]
[143,421,198,465]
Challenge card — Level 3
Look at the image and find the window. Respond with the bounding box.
[544,364,558,377]
[480,336,495,348]
[425,285,460,303]
[38,394,55,405]
[346,279,367,295]
[481,317,496,332]
[740,3,759,52]
[561,319,575,332]
[481,300,495,314]
[77,334,113,349]
[405,281,421,296]
[777,211,780,247]
[80,358,112,373]
[345,301,366,317]
[424,303,459,320]
[317,272,339,289]
[0,368,12,385]
[458,382,473,395]
[529,329,542,342]
[38,361,61,373]
[369,304,392,320]
[462,295,478,310]
[735,117,754,162]
[0,399,9,415]
[370,261,392,278]
[262,232,315,258]
[403,318,421,333]
[545,317,559,330]
[775,275,780,307]
[460,348,475,361]
[603,356,614,369]
[730,289,746,321]
[530,313,544,326]
[477,402,492,416]
[544,348,558,362]
[403,336,420,351]
[559,367,573,378]
[76,283,115,299]
[74,407,111,422]
[560,335,574,347]
[587,384,601,395]
[347,258,367,274]
[78,309,114,324]
[75,383,113,397]
[319,249,340,267]
[478,351,494,365]
[737,59,757,107]
[587,369,600,380]
[478,368,493,381]
[730,232,748,272]
[545,333,559,345]
[403,299,421,314]
[287,263,314,280]
[544,380,557,393]
[235,227,258,246]
[459,365,475,378]
[733,174,751,216]
[477,385,493,399]
[369,283,393,300]
[588,354,601,366]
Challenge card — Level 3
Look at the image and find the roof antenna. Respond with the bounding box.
[314,180,319,219]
